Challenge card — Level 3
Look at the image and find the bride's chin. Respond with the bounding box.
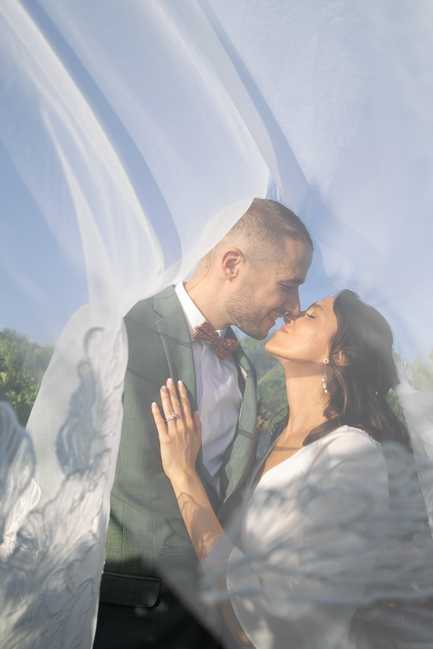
[265,341,284,360]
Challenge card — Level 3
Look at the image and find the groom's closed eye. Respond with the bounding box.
[279,283,295,291]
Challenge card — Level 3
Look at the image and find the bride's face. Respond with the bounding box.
[265,297,338,367]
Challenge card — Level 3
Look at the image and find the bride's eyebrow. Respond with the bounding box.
[307,303,325,312]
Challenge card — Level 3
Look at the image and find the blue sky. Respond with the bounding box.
[0,139,88,344]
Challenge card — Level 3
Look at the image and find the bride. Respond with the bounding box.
[151,289,420,648]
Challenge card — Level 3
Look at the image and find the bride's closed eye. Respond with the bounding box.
[307,313,315,319]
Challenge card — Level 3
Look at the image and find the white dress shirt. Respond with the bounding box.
[175,282,242,495]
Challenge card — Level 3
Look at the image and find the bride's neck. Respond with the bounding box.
[282,366,329,440]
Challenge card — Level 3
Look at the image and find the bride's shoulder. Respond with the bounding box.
[326,425,381,448]
[315,425,384,464]
[305,427,387,491]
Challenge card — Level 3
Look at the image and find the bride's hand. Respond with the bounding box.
[152,379,202,483]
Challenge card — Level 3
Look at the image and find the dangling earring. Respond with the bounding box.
[322,359,329,393]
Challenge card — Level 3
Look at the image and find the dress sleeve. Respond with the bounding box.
[225,432,389,649]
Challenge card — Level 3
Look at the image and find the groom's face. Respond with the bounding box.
[225,238,312,340]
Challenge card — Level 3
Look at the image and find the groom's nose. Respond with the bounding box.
[282,287,301,316]
[283,311,300,325]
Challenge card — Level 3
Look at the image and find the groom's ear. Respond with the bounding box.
[333,349,349,367]
[220,247,246,279]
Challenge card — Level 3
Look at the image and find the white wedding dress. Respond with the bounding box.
[221,426,432,648]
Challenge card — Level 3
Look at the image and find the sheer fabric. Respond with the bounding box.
[226,428,388,649]
[206,429,433,648]
[1,1,433,647]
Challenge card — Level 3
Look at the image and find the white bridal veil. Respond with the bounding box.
[1,1,433,647]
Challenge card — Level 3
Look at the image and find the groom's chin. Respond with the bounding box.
[241,327,269,341]
[234,315,273,340]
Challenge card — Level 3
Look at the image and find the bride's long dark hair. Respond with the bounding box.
[300,289,410,448]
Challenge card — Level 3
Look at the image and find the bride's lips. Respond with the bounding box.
[279,325,288,333]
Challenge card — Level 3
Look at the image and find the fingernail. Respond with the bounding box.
[161,386,167,392]
[151,402,158,409]
[167,378,174,386]
[178,380,184,387]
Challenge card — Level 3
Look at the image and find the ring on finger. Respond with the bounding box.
[165,411,180,422]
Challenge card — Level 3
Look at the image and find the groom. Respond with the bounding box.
[93,199,313,648]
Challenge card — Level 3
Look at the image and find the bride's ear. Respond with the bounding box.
[333,349,349,367]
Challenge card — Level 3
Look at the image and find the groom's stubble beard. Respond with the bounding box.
[223,273,268,340]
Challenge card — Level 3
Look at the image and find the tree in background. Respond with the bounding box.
[412,350,433,392]
[241,333,279,377]
[0,329,54,426]
[241,334,287,424]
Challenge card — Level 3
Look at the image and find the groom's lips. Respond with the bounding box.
[268,311,283,327]
[267,314,276,327]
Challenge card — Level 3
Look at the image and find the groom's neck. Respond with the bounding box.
[184,273,230,331]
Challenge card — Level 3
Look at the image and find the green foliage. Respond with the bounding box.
[412,352,433,392]
[240,333,278,377]
[257,363,287,419]
[0,329,54,426]
[386,389,406,424]
[242,333,286,417]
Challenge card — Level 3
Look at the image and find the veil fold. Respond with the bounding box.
[1,1,433,647]
[394,353,433,535]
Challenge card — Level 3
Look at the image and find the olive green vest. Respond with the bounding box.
[101,286,258,608]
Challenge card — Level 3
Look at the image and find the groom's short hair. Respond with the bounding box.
[209,198,313,268]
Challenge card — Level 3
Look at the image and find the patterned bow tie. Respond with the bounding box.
[192,321,240,360]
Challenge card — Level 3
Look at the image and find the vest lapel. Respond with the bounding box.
[154,287,217,497]
[220,335,258,503]
[154,289,196,407]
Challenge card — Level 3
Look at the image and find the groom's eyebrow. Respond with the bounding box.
[280,276,305,285]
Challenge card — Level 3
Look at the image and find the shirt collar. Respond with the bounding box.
[175,282,227,338]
